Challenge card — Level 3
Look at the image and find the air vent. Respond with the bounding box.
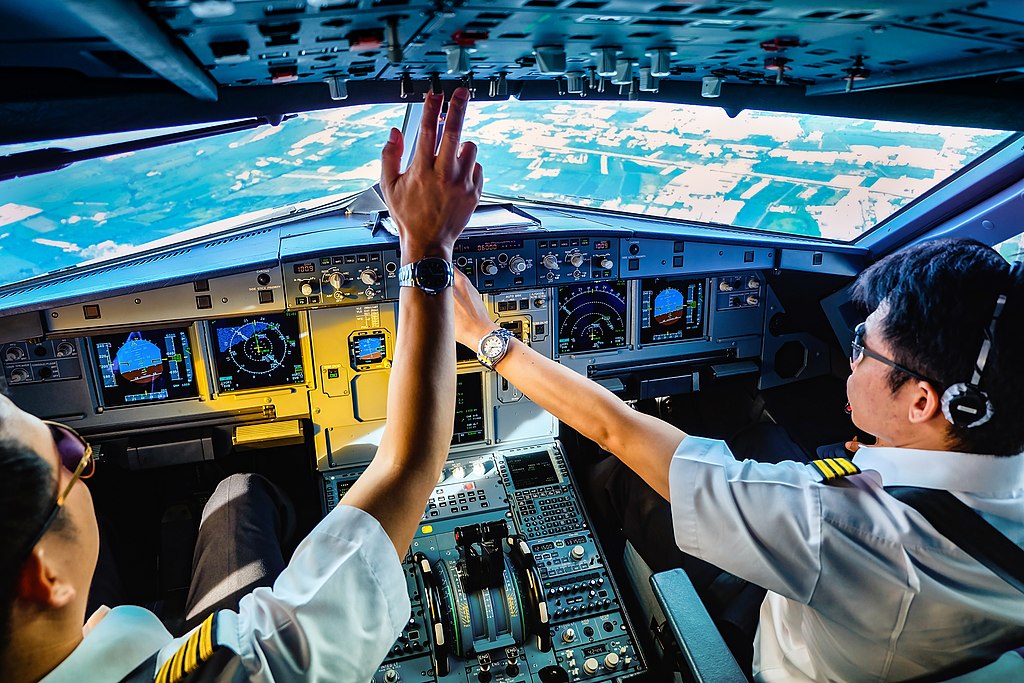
[202,228,274,249]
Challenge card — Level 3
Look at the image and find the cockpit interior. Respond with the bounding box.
[3,1,1024,681]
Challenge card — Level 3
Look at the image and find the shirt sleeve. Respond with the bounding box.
[668,435,824,602]
[234,504,411,682]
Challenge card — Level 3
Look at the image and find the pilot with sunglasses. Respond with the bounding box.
[453,238,1024,681]
[1,87,482,683]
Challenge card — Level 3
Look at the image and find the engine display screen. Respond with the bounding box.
[506,450,559,489]
[453,373,485,445]
[208,313,305,393]
[556,281,628,355]
[639,277,706,345]
[92,327,197,406]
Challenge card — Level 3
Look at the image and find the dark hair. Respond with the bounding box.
[0,438,66,659]
[851,238,1024,455]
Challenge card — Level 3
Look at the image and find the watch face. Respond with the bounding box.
[417,258,451,289]
[482,335,506,358]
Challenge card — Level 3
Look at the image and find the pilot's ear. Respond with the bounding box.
[16,547,77,609]
[906,380,943,425]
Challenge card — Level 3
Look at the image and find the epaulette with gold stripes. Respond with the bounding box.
[154,613,220,683]
[810,457,861,482]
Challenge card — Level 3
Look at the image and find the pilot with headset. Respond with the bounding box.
[455,238,1024,681]
[0,87,482,683]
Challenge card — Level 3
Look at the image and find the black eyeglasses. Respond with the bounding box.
[16,421,95,565]
[850,322,941,386]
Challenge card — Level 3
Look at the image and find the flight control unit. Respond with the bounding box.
[323,442,645,683]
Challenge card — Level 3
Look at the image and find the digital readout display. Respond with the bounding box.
[293,262,316,274]
[506,450,559,489]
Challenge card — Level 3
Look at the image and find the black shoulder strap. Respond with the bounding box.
[886,486,1024,596]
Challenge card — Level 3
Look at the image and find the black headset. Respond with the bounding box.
[940,260,1022,429]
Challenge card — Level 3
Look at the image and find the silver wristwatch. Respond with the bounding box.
[477,327,514,370]
[397,257,454,295]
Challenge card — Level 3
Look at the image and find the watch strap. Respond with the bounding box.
[397,257,454,295]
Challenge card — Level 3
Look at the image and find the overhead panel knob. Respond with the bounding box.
[646,47,677,77]
[603,653,620,671]
[719,280,734,292]
[583,658,600,676]
[748,277,760,289]
[541,254,560,270]
[570,545,586,561]
[508,256,528,274]
[592,47,620,77]
[534,45,567,75]
[562,628,576,643]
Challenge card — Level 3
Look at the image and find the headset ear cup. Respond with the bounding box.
[941,383,994,429]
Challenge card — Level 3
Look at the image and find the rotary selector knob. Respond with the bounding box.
[748,277,760,289]
[55,342,75,357]
[570,545,586,561]
[5,346,26,362]
[583,658,600,676]
[300,282,314,296]
[360,269,378,285]
[746,295,759,306]
[562,628,576,643]
[719,280,733,292]
[595,256,613,270]
[384,670,400,683]
[365,288,378,299]
[508,256,528,274]
[9,368,30,383]
[541,254,560,270]
[328,271,349,289]
[567,252,585,268]
[604,653,620,671]
[452,463,466,479]
[481,260,498,276]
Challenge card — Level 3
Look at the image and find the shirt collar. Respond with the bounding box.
[43,606,171,683]
[853,445,1024,495]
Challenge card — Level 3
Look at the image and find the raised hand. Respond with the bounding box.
[379,87,484,260]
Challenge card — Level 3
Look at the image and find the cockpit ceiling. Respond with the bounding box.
[3,0,1024,142]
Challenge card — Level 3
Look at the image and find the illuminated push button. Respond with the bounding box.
[570,545,586,561]
[583,658,600,676]
[562,628,576,643]
[603,653,620,671]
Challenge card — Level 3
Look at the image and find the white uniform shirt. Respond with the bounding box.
[668,436,1024,682]
[43,504,410,683]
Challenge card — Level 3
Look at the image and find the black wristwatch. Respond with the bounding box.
[477,327,514,370]
[397,257,454,295]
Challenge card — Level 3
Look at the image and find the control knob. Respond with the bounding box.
[594,256,613,270]
[570,545,586,561]
[562,628,576,644]
[4,346,26,362]
[604,653,620,671]
[328,271,349,290]
[9,368,30,383]
[55,342,76,358]
[300,282,314,296]
[481,260,498,276]
[508,256,528,274]
[748,277,760,289]
[746,295,759,306]
[583,658,600,676]
[541,254,560,270]
[360,269,378,285]
[719,280,734,292]
[383,670,399,683]
[257,272,272,286]
[567,252,585,268]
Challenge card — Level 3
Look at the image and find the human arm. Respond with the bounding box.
[338,88,483,556]
[453,270,685,499]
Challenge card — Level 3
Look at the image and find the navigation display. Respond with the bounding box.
[208,313,304,393]
[453,373,485,445]
[506,450,559,489]
[92,327,197,406]
[556,281,628,355]
[639,277,706,345]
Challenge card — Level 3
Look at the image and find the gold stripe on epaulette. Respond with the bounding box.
[811,458,860,481]
[154,613,219,683]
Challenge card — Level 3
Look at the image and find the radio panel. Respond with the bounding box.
[322,443,645,683]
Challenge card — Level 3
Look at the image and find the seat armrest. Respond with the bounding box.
[650,569,748,683]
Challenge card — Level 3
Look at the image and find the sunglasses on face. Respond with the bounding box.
[16,421,95,565]
[850,322,941,386]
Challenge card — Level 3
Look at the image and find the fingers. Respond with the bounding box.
[380,127,403,192]
[413,92,444,167]
[456,140,478,184]
[437,87,471,170]
[471,162,484,194]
